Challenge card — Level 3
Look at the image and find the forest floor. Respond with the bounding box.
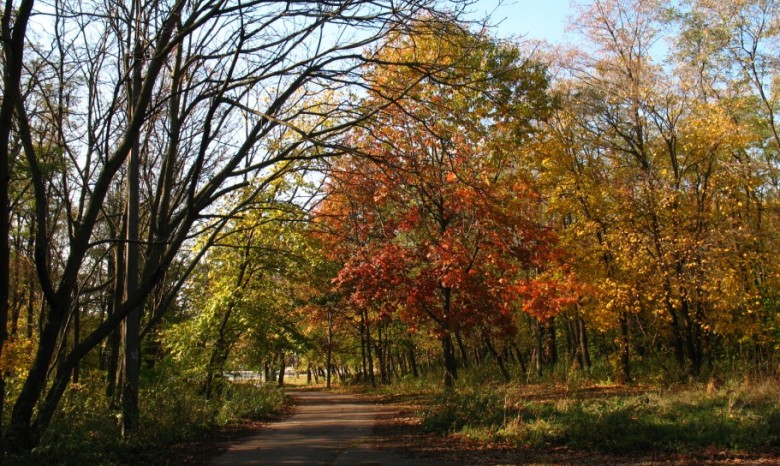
[370,384,780,466]
[177,385,780,466]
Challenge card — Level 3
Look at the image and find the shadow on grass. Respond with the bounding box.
[422,384,780,454]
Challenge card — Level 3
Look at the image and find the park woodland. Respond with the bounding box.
[0,0,779,463]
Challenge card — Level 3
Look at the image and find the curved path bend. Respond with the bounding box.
[210,390,451,466]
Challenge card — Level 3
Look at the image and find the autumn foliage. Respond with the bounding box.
[315,20,578,385]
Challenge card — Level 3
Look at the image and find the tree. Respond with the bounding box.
[163,182,314,397]
[532,0,780,380]
[318,20,571,387]
[0,0,34,439]
[2,0,467,451]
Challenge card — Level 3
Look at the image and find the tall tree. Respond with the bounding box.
[0,0,35,441]
[318,20,571,387]
[2,0,465,451]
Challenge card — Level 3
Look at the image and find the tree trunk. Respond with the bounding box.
[534,320,543,378]
[72,305,80,384]
[203,306,234,399]
[544,318,557,367]
[377,326,390,384]
[120,0,145,436]
[680,298,701,377]
[364,313,376,388]
[663,280,686,372]
[326,308,333,388]
[441,333,457,388]
[0,0,35,447]
[277,353,286,387]
[618,311,632,384]
[6,301,68,450]
[359,314,367,382]
[455,330,469,369]
[483,334,510,381]
[408,344,418,378]
[579,317,591,369]
[510,341,527,378]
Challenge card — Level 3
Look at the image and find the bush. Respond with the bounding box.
[216,383,287,425]
[6,371,287,466]
[420,387,508,432]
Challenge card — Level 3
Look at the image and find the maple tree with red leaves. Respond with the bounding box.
[316,19,579,387]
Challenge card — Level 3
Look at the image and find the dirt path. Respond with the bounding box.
[210,390,452,466]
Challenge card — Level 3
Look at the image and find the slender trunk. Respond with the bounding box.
[359,314,367,382]
[375,325,387,384]
[326,308,333,388]
[455,330,469,369]
[203,307,234,399]
[441,333,457,388]
[618,312,631,384]
[534,320,543,378]
[545,318,557,366]
[277,353,285,387]
[440,286,457,387]
[397,345,408,377]
[579,317,591,369]
[483,334,510,381]
[365,312,376,388]
[662,279,686,371]
[680,298,701,377]
[105,241,123,402]
[408,344,418,378]
[6,301,68,450]
[1,0,35,449]
[510,341,527,378]
[10,225,22,337]
[121,0,144,436]
[72,306,80,383]
[568,314,587,371]
[26,226,35,339]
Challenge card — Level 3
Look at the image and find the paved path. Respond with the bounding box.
[210,390,450,466]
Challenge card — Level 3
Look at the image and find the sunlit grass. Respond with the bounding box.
[419,378,780,453]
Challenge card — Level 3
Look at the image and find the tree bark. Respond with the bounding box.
[618,311,632,384]
[441,333,457,388]
[277,352,286,387]
[408,344,418,378]
[0,0,35,448]
[483,334,510,381]
[120,0,145,437]
[326,307,333,388]
[455,330,469,368]
[364,312,376,387]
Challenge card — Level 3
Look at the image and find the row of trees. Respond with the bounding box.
[306,0,780,388]
[0,0,471,455]
[172,0,780,393]
[1,0,779,458]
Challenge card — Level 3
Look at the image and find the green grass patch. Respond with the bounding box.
[419,379,780,453]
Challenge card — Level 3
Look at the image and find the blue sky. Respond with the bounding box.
[474,0,574,43]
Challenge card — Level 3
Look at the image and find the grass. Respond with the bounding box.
[419,378,780,454]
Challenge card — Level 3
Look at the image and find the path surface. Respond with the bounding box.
[210,390,453,466]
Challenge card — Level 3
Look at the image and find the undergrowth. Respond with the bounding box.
[6,371,287,466]
[419,378,780,453]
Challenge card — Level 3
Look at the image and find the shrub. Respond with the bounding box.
[6,370,287,466]
[420,387,508,432]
